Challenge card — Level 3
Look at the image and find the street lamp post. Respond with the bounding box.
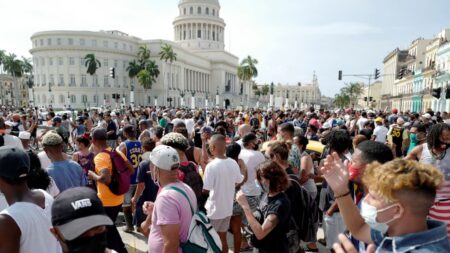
[180,90,185,107]
[26,75,34,107]
[191,91,196,109]
[215,89,219,107]
[270,82,274,108]
[205,92,209,108]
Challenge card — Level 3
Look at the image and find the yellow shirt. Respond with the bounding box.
[94,148,126,207]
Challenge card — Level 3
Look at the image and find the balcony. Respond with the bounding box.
[423,62,435,72]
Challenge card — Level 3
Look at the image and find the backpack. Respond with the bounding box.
[166,186,222,253]
[287,175,318,243]
[102,149,131,195]
[178,162,203,206]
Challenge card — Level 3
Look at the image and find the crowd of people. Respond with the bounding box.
[0,104,450,253]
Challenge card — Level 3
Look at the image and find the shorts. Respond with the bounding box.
[210,216,231,233]
[122,184,137,207]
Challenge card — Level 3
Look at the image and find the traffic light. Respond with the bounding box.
[446,88,450,99]
[374,68,380,80]
[369,97,373,101]
[338,70,343,80]
[109,67,115,79]
[432,87,442,99]
[364,97,367,102]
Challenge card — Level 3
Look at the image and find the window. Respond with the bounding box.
[104,75,110,87]
[93,74,98,87]
[59,95,65,104]
[49,57,53,65]
[47,38,52,46]
[206,7,209,15]
[122,43,126,50]
[198,7,201,14]
[184,8,186,15]
[147,96,151,104]
[114,60,118,68]
[183,31,186,40]
[57,38,62,45]
[70,74,76,87]
[80,58,85,66]
[82,95,87,103]
[114,42,118,49]
[40,39,44,46]
[198,30,201,38]
[92,39,97,47]
[123,76,128,88]
[212,9,215,16]
[80,38,85,46]
[68,38,73,45]
[103,59,108,67]
[212,32,215,41]
[58,57,63,65]
[70,95,76,103]
[59,74,64,86]
[103,40,108,48]
[49,75,54,86]
[81,75,87,87]
[69,57,75,65]
[190,7,193,14]
[93,95,98,104]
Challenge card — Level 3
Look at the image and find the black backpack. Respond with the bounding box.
[178,162,203,207]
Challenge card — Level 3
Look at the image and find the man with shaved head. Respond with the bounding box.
[236,124,252,147]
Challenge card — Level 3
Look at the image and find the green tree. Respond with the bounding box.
[341,82,363,106]
[21,57,33,75]
[84,54,101,76]
[2,53,24,106]
[334,93,350,108]
[137,45,151,67]
[238,55,258,90]
[0,50,5,73]
[137,60,160,90]
[261,84,270,96]
[126,60,141,80]
[158,43,177,104]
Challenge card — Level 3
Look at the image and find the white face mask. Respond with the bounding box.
[360,199,400,234]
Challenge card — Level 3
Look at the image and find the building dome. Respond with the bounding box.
[174,0,225,50]
[179,0,220,7]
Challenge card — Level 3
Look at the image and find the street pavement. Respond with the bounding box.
[117,214,330,253]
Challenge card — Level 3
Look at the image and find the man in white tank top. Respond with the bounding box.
[406,123,450,237]
[0,146,62,253]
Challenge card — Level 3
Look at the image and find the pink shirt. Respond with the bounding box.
[148,182,197,253]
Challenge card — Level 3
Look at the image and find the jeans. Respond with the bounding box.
[104,205,128,253]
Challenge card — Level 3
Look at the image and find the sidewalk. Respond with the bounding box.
[118,216,330,253]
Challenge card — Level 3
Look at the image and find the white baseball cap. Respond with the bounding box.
[149,145,180,171]
[18,131,31,140]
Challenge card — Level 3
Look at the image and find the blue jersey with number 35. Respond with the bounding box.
[125,140,142,184]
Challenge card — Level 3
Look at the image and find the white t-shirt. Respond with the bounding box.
[38,151,52,170]
[203,158,244,219]
[239,148,265,196]
[357,117,368,131]
[185,118,195,135]
[373,125,388,143]
[0,190,62,253]
[0,193,7,212]
[3,134,24,150]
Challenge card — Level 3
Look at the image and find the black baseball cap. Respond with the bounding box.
[51,187,112,240]
[0,146,30,180]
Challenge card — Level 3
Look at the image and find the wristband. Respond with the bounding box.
[335,191,351,199]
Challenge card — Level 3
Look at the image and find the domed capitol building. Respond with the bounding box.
[30,0,251,109]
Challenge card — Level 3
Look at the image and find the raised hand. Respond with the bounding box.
[320,152,349,195]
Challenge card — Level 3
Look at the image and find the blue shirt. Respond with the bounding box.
[47,160,87,192]
[371,219,450,253]
[136,160,158,205]
[125,140,142,184]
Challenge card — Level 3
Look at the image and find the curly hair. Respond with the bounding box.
[362,159,443,205]
[161,132,189,151]
[427,123,450,150]
[269,141,290,161]
[256,161,290,193]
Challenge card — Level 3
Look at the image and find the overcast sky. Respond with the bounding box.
[0,0,449,97]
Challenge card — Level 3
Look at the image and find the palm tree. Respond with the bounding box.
[238,55,258,91]
[0,50,5,74]
[137,46,151,67]
[334,93,350,108]
[21,57,33,75]
[137,60,160,90]
[341,82,363,106]
[261,84,270,96]
[2,53,24,106]
[159,43,177,105]
[84,54,101,106]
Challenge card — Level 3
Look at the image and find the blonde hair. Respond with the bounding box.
[362,159,444,203]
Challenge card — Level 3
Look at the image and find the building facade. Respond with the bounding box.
[381,48,408,110]
[0,74,28,107]
[30,0,250,109]
[434,40,450,112]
